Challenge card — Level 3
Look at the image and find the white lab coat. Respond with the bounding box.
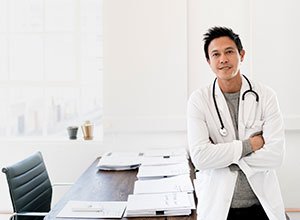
[187,76,286,220]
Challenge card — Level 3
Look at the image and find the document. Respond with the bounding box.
[124,192,194,217]
[97,151,143,170]
[133,174,194,194]
[143,147,188,157]
[141,155,188,166]
[56,200,127,219]
[137,163,190,179]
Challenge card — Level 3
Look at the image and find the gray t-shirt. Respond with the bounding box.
[223,92,260,208]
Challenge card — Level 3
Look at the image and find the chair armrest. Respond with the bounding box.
[52,183,73,187]
[9,212,48,220]
[51,183,74,206]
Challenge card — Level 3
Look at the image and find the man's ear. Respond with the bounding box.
[207,58,211,65]
[240,49,245,62]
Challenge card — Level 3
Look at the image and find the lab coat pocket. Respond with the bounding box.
[244,120,264,138]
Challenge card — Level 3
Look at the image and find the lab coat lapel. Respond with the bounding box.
[215,82,236,140]
[238,77,256,139]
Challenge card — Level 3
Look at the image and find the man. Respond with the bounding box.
[187,27,288,220]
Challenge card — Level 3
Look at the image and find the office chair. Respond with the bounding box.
[2,151,52,220]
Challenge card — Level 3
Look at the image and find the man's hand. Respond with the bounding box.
[250,133,265,151]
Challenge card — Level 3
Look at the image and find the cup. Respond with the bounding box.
[81,121,93,140]
[67,126,78,140]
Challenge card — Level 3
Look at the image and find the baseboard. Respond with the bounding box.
[286,208,300,212]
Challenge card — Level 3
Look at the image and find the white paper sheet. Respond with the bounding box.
[141,155,188,166]
[143,147,187,157]
[134,174,194,194]
[56,201,127,219]
[137,163,190,179]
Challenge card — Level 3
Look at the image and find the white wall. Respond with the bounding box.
[251,0,300,129]
[187,0,252,94]
[103,0,187,133]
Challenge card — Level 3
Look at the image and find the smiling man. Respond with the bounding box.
[187,27,288,220]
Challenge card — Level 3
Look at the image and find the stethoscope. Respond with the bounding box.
[212,74,259,137]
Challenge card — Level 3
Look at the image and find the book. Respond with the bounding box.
[124,192,194,217]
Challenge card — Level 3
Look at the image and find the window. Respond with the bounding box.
[0,0,103,139]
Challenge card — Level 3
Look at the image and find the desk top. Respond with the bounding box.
[45,158,197,220]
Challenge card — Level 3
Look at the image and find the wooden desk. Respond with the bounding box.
[45,158,197,220]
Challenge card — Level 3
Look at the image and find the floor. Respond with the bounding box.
[0,214,11,220]
[289,212,300,220]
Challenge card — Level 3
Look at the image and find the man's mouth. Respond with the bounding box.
[219,66,231,70]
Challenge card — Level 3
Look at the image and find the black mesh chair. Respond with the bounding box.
[2,151,52,220]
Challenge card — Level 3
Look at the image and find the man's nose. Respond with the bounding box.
[220,54,228,64]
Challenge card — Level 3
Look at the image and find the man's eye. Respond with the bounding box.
[212,53,219,57]
[226,50,234,54]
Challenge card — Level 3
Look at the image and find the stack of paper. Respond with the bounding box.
[97,151,143,170]
[126,147,196,217]
[124,192,194,217]
[133,174,194,194]
[57,201,127,219]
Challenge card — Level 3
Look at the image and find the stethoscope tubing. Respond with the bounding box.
[212,74,259,137]
[212,78,225,130]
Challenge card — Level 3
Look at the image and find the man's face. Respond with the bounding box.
[207,36,245,81]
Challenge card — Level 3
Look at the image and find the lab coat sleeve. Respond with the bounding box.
[240,89,285,174]
[187,92,243,170]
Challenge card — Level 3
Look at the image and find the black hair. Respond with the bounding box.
[203,26,243,60]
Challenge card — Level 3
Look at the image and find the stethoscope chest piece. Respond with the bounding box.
[219,128,228,137]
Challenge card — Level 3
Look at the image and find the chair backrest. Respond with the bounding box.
[2,151,52,220]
